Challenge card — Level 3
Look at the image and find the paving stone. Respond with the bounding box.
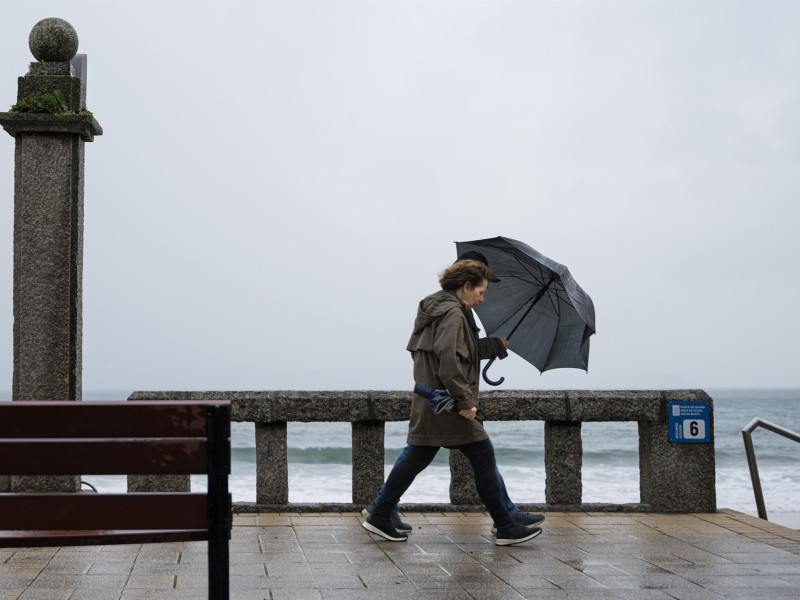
[614,591,677,600]
[0,564,45,576]
[7,551,57,563]
[40,561,91,575]
[268,591,323,600]
[130,564,206,576]
[135,552,180,564]
[4,511,800,598]
[69,591,124,600]
[0,575,32,590]
[90,562,135,575]
[121,591,207,599]
[466,589,527,600]
[124,575,176,589]
[518,590,626,599]
[17,589,74,600]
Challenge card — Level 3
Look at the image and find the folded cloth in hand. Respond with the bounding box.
[413,383,455,414]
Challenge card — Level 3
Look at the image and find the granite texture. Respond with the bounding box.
[11,131,84,405]
[128,390,716,513]
[351,421,384,505]
[27,60,72,76]
[10,475,81,493]
[448,448,480,505]
[256,422,288,504]
[0,113,102,142]
[29,18,79,62]
[566,389,663,421]
[639,391,716,512]
[128,474,190,493]
[3,32,99,493]
[545,421,582,504]
[130,390,670,423]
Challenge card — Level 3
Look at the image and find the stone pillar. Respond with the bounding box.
[449,449,480,505]
[0,18,102,493]
[545,422,582,505]
[352,421,384,505]
[639,397,716,512]
[256,422,288,504]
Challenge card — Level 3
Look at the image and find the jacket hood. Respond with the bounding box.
[411,290,463,336]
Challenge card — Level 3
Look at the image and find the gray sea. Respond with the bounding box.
[3,389,798,526]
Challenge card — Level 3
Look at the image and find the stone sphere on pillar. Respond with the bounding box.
[29,18,79,62]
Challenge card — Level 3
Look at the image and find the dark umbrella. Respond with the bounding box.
[455,236,596,385]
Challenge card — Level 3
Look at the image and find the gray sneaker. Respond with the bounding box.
[361,504,413,533]
[494,524,542,546]
[362,517,408,542]
[491,512,545,535]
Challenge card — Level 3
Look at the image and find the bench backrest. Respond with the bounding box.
[0,400,231,535]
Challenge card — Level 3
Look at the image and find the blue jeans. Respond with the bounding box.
[375,443,519,516]
[371,439,516,531]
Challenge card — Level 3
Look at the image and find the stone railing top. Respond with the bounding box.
[129,389,712,423]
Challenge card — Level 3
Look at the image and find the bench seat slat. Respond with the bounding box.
[0,493,216,530]
[0,401,225,438]
[0,439,212,475]
[0,529,209,548]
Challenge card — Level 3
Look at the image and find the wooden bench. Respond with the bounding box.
[0,400,232,600]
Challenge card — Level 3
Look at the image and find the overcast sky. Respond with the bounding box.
[0,1,798,394]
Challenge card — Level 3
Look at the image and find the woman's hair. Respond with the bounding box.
[439,259,495,292]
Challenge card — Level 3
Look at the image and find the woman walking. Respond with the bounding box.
[362,259,543,546]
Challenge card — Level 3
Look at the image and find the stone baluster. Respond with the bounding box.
[449,449,480,504]
[256,422,289,504]
[544,422,583,505]
[351,421,385,505]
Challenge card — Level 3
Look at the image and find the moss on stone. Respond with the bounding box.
[10,90,91,115]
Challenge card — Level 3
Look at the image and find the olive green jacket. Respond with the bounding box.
[405,290,507,447]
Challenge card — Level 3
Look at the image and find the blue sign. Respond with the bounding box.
[668,401,710,443]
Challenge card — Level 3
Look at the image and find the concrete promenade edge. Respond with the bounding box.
[1,510,799,599]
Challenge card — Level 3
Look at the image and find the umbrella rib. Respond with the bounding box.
[548,281,575,312]
[548,283,565,314]
[489,295,538,336]
[548,288,562,317]
[501,251,548,286]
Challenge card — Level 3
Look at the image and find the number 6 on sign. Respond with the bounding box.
[684,419,705,439]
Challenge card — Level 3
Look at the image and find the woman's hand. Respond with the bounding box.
[459,407,477,420]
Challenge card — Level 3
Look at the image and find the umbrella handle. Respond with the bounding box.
[482,357,505,386]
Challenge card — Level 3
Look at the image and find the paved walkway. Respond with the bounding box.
[1,510,800,599]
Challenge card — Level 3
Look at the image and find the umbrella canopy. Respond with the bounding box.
[455,236,595,384]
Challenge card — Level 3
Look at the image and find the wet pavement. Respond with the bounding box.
[1,509,800,599]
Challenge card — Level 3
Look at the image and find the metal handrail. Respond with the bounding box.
[742,417,800,521]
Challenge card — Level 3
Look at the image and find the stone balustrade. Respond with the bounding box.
[128,390,716,513]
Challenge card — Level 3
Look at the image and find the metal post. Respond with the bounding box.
[742,417,800,522]
[742,425,767,520]
[207,404,230,600]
